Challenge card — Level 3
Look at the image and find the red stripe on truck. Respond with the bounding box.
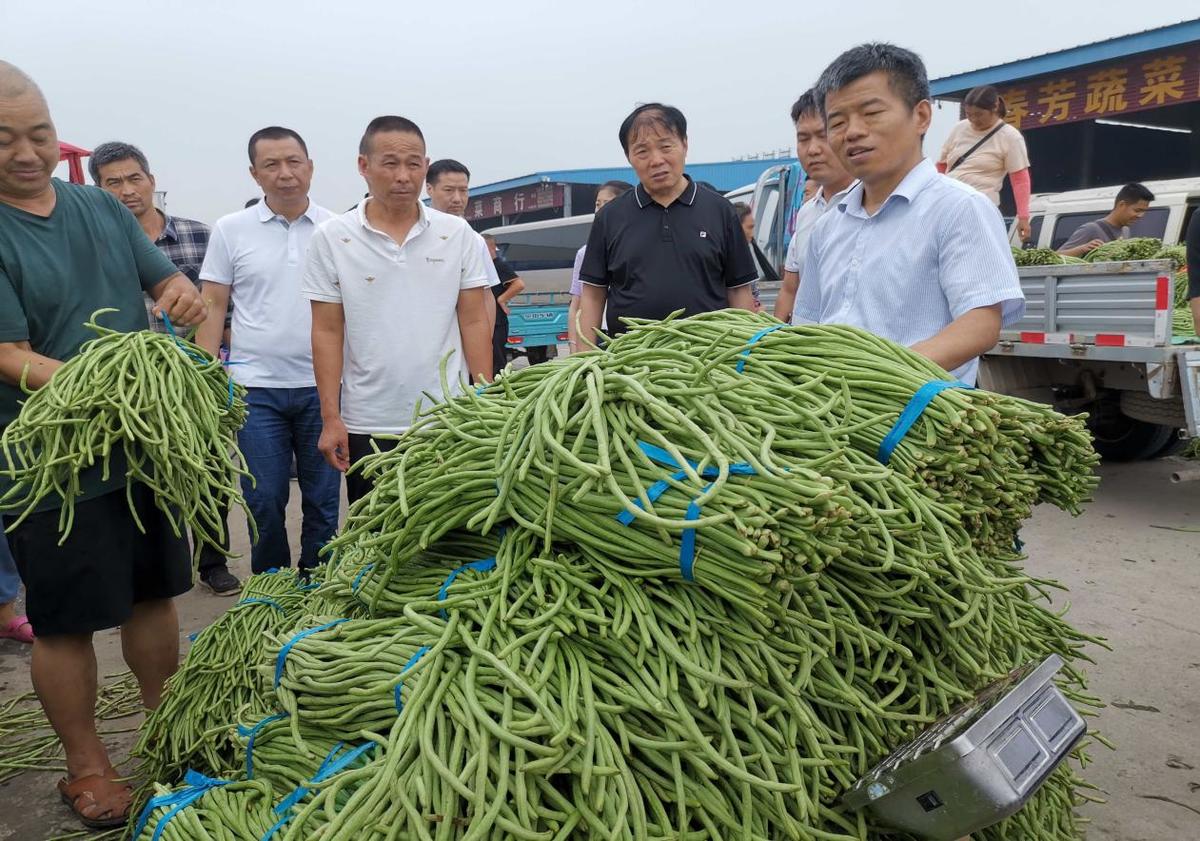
[1019,332,1046,343]
[1095,334,1126,347]
[1156,276,1170,311]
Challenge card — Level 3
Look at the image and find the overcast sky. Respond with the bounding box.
[4,1,1196,222]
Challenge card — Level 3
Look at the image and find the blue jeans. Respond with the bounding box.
[0,532,19,605]
[237,387,340,574]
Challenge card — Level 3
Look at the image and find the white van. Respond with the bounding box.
[1017,176,1200,250]
[486,214,594,295]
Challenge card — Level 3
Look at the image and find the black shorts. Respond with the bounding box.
[346,434,400,508]
[5,484,193,636]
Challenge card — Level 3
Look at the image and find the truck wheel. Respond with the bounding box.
[1150,433,1189,458]
[1088,413,1179,461]
[526,346,549,365]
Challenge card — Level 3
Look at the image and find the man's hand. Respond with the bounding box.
[318,415,350,472]
[150,273,207,328]
[500,300,511,315]
[1059,238,1104,258]
[1016,217,1032,243]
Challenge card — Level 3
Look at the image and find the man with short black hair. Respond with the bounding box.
[426,158,501,337]
[795,43,1023,386]
[0,61,206,829]
[306,117,493,506]
[577,103,757,343]
[774,89,856,322]
[194,126,341,576]
[1059,183,1156,257]
[91,141,238,596]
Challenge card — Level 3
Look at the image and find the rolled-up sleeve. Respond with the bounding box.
[937,193,1025,326]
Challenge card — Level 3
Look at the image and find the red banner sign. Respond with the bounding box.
[992,46,1200,131]
[465,183,564,221]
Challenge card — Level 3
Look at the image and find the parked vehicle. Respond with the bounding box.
[980,259,1199,460]
[1015,176,1200,249]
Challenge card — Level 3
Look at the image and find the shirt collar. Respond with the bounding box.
[156,210,178,244]
[634,175,698,209]
[256,198,320,225]
[838,159,936,218]
[356,196,430,240]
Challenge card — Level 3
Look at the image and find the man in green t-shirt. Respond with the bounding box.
[0,62,207,829]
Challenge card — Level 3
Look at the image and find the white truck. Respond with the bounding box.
[742,167,1200,460]
[980,260,1199,461]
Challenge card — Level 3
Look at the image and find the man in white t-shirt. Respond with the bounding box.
[424,159,501,342]
[774,88,856,323]
[196,127,340,575]
[304,116,493,507]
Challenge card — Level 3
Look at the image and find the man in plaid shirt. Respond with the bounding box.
[90,142,240,596]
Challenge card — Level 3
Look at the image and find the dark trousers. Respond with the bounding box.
[346,434,401,508]
[492,307,509,377]
[237,387,341,573]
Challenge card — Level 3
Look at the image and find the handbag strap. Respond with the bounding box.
[948,122,1005,173]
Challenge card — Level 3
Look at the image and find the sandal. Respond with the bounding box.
[0,615,34,644]
[57,767,133,829]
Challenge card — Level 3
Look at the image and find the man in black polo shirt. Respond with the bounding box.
[577,103,757,343]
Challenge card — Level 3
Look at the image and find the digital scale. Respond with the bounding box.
[842,655,1087,841]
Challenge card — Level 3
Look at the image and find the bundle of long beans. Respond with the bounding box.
[132,311,1106,841]
[0,309,253,554]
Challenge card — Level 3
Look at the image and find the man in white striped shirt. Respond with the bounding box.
[795,43,1023,386]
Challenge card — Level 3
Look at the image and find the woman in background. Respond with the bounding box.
[938,85,1033,244]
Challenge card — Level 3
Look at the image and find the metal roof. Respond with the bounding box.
[471,157,796,195]
[931,18,1200,97]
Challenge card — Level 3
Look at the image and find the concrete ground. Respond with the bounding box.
[0,458,1197,840]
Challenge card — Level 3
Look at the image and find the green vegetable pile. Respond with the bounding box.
[130,311,1106,841]
[0,309,252,554]
[1082,237,1163,263]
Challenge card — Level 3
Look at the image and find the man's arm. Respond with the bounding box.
[194,282,231,356]
[578,284,607,348]
[496,276,526,312]
[909,305,1002,373]
[727,283,757,311]
[457,286,492,383]
[148,272,208,328]
[0,341,62,389]
[311,301,349,472]
[774,270,799,321]
[1058,238,1104,258]
[567,295,582,352]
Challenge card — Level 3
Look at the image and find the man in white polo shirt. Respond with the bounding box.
[304,116,492,506]
[195,126,341,575]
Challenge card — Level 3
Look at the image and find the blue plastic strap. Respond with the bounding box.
[394,646,431,712]
[262,742,376,840]
[236,712,288,780]
[274,620,347,687]
[735,325,785,373]
[160,312,241,407]
[635,441,757,478]
[876,380,973,465]
[437,558,497,619]
[235,597,283,612]
[679,498,705,582]
[616,469,688,525]
[134,768,230,841]
[351,563,375,593]
[187,630,200,642]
